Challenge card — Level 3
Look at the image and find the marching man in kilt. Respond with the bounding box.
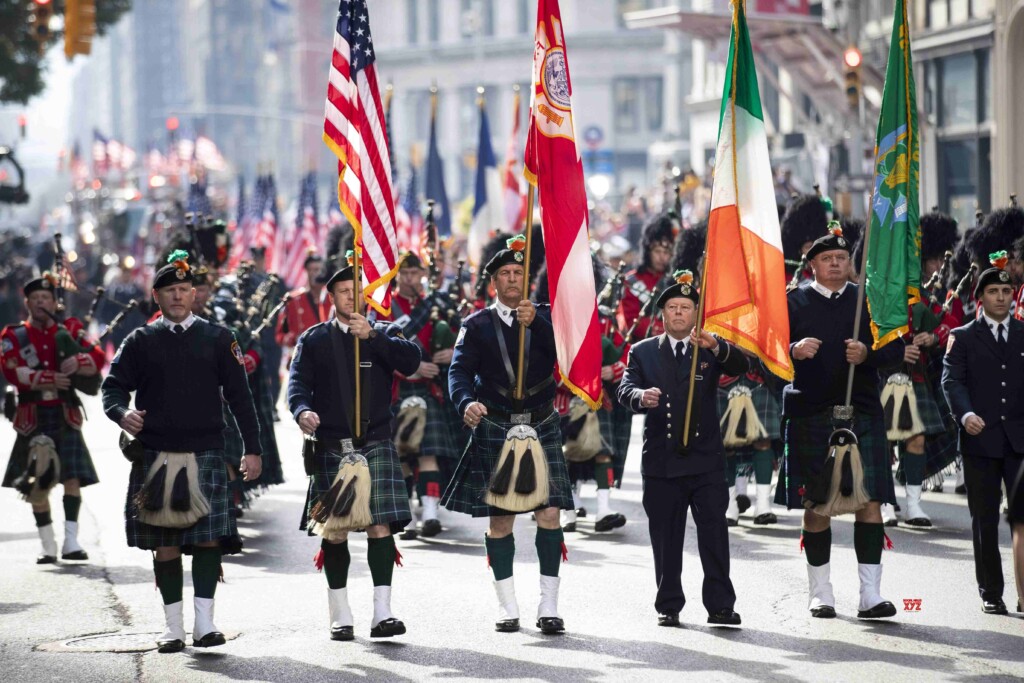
[389,251,459,538]
[2,273,105,564]
[287,261,421,641]
[776,226,905,620]
[443,236,575,635]
[101,253,263,652]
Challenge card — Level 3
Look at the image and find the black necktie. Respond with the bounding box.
[830,291,840,300]
[997,323,1007,347]
[173,324,184,335]
[675,342,686,366]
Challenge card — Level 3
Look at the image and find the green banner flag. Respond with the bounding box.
[866,0,920,349]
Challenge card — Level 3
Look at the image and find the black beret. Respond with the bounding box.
[805,222,852,261]
[484,234,528,276]
[400,252,424,270]
[974,252,1013,299]
[23,273,57,297]
[192,266,212,287]
[153,250,195,289]
[655,270,699,309]
[250,245,267,257]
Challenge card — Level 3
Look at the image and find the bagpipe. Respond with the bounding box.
[45,234,103,395]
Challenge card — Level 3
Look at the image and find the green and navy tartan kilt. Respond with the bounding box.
[716,378,782,441]
[911,377,947,437]
[300,439,411,535]
[393,381,458,461]
[775,410,896,509]
[254,368,284,486]
[221,404,243,469]
[125,449,234,549]
[896,425,959,484]
[442,410,573,517]
[567,399,632,487]
[724,448,755,484]
[3,404,98,489]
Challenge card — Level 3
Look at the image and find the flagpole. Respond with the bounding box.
[846,219,873,407]
[513,184,537,406]
[353,244,363,442]
[681,238,711,450]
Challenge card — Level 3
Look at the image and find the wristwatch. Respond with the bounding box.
[367,328,378,340]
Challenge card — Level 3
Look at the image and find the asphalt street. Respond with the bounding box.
[1,394,1023,682]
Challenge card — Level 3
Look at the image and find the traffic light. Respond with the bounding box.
[843,47,862,112]
[29,0,54,55]
[18,115,27,139]
[64,0,96,60]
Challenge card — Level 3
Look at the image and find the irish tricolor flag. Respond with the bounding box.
[702,1,792,381]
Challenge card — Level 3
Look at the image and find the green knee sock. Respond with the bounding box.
[192,547,222,599]
[854,521,884,565]
[62,495,82,522]
[322,539,350,589]
[802,527,831,567]
[367,535,397,587]
[417,470,442,499]
[154,557,184,605]
[535,527,565,577]
[33,510,53,528]
[753,449,774,485]
[485,533,515,582]
[902,448,925,486]
[594,460,613,490]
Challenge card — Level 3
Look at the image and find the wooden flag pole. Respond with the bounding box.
[681,243,711,450]
[513,184,537,405]
[353,246,363,441]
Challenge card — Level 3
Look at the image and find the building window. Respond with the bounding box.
[428,0,441,44]
[927,0,948,28]
[518,0,531,34]
[461,0,494,39]
[644,78,663,132]
[614,79,640,133]
[939,137,990,225]
[406,0,419,45]
[939,52,977,126]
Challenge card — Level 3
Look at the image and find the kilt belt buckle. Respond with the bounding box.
[41,390,57,402]
[511,413,531,425]
[340,438,355,456]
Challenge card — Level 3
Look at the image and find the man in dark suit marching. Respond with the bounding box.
[618,270,748,627]
[942,255,1024,615]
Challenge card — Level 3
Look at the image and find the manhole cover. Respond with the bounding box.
[37,630,240,653]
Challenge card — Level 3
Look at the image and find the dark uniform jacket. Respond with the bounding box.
[942,317,1024,458]
[287,319,420,442]
[101,318,261,454]
[448,303,557,417]
[618,333,748,478]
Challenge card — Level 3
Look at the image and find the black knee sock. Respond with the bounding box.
[802,527,831,567]
[417,470,442,499]
[753,449,774,484]
[367,536,397,587]
[321,539,350,589]
[154,556,184,605]
[854,521,884,564]
[536,527,565,577]
[485,534,515,582]
[902,448,925,486]
[192,547,222,599]
[33,510,53,528]
[62,495,82,522]
[594,460,613,490]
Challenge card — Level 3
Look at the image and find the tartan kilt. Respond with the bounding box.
[125,449,235,549]
[775,411,896,509]
[254,368,285,486]
[716,378,782,441]
[896,426,959,484]
[3,404,98,489]
[442,410,573,517]
[910,373,947,437]
[567,399,632,487]
[221,405,243,469]
[725,448,755,483]
[300,439,411,535]
[393,381,458,461]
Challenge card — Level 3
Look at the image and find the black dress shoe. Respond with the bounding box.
[421,519,443,537]
[857,601,897,619]
[495,618,520,633]
[982,599,1009,615]
[810,605,836,619]
[370,618,406,638]
[726,518,738,527]
[399,528,418,541]
[735,495,751,514]
[536,617,565,634]
[657,612,680,627]
[904,517,932,528]
[562,522,577,532]
[61,549,89,561]
[955,484,967,495]
[36,554,57,565]
[707,609,741,626]
[594,513,626,532]
[883,518,899,528]
[192,631,226,648]
[331,625,354,641]
[1017,600,1022,614]
[157,638,186,653]
[576,507,587,518]
[753,512,777,525]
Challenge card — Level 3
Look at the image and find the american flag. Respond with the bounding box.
[504,89,526,231]
[394,163,425,254]
[281,173,320,288]
[322,0,399,315]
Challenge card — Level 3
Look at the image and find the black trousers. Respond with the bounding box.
[962,444,1024,602]
[642,470,736,615]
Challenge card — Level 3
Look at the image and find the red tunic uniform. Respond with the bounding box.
[616,268,665,341]
[275,287,331,348]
